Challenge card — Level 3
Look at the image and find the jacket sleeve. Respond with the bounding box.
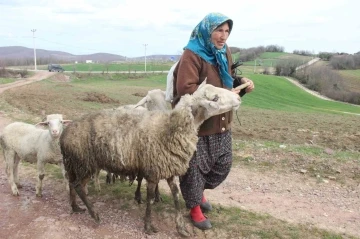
[175,50,202,96]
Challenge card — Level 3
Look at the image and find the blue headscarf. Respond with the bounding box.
[184,12,234,88]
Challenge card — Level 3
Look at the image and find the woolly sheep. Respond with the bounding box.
[0,114,72,197]
[60,80,241,236]
[93,89,169,204]
[165,61,178,102]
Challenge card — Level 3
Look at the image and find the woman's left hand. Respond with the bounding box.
[241,77,255,93]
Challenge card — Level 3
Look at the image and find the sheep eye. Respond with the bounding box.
[213,95,219,102]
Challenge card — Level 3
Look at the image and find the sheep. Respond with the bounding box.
[59,80,241,236]
[165,61,178,102]
[93,89,169,204]
[0,114,72,197]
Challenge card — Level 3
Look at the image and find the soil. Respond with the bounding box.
[0,71,359,239]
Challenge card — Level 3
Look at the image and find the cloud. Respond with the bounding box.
[0,0,359,56]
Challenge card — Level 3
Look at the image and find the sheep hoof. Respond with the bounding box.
[154,195,163,203]
[178,227,190,237]
[106,176,111,184]
[11,186,20,196]
[144,224,159,235]
[12,191,20,196]
[36,193,42,197]
[92,213,100,223]
[135,196,143,204]
[16,183,23,189]
[72,205,86,213]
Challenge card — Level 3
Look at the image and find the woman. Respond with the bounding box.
[172,12,254,230]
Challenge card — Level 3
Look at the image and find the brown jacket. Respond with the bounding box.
[171,47,234,136]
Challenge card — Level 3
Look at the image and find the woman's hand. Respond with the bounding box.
[240,77,255,93]
[231,77,255,94]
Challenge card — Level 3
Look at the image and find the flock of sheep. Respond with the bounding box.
[0,80,241,236]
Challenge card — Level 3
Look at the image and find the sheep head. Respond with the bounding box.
[134,89,169,111]
[36,114,72,138]
[176,79,241,128]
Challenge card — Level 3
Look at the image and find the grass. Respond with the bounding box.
[240,74,360,114]
[338,69,360,93]
[38,62,175,72]
[52,73,360,116]
[237,52,315,73]
[26,160,355,239]
[338,69,360,80]
[207,205,354,239]
[0,78,15,84]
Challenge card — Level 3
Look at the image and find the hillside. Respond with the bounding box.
[0,46,180,63]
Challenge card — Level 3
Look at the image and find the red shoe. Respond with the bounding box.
[200,195,213,212]
[190,205,212,230]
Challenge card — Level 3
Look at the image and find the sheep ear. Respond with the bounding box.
[199,77,207,89]
[135,96,148,107]
[35,122,48,128]
[62,120,72,126]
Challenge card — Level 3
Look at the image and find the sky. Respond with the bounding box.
[0,0,359,57]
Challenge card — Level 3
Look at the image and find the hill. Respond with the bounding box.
[0,46,181,63]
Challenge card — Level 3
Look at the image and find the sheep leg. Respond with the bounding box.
[93,169,101,192]
[69,183,86,213]
[74,180,100,223]
[36,161,45,197]
[105,171,111,184]
[167,176,190,237]
[59,162,69,192]
[119,174,126,182]
[144,181,159,234]
[154,184,162,203]
[135,174,144,204]
[4,150,19,196]
[14,155,22,188]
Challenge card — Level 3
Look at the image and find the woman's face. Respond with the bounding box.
[211,22,230,49]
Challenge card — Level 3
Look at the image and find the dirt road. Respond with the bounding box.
[0,71,56,94]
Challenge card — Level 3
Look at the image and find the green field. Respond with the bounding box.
[38,62,174,72]
[339,69,360,81]
[0,78,15,84]
[244,74,360,114]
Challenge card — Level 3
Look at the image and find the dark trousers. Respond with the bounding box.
[179,131,232,209]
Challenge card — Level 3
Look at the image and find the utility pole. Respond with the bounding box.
[143,43,148,72]
[31,29,37,71]
[254,59,257,73]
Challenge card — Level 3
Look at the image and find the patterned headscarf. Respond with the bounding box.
[184,12,233,88]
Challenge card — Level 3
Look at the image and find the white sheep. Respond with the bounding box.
[165,61,178,102]
[60,80,240,236]
[92,89,169,204]
[0,114,72,197]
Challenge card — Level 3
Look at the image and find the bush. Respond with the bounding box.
[0,68,29,78]
[330,55,360,70]
[274,59,303,76]
[294,65,360,104]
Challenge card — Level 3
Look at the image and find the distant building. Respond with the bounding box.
[86,60,93,64]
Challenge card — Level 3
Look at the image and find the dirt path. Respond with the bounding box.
[0,71,359,239]
[0,71,57,94]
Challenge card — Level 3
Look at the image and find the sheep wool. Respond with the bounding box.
[60,80,241,236]
[62,108,198,183]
